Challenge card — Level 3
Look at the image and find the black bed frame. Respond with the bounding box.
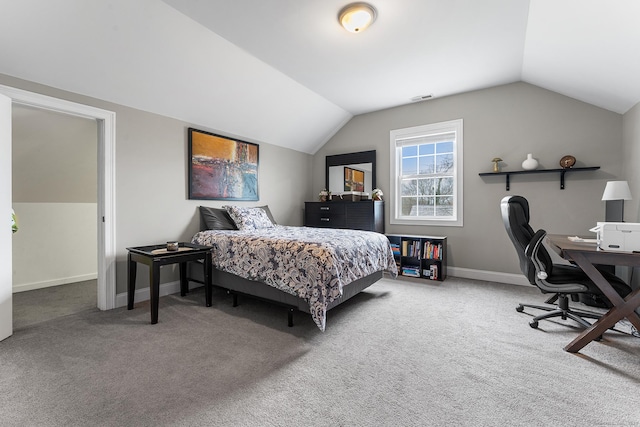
[187,260,382,327]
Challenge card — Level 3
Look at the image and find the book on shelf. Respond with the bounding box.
[422,265,439,280]
[402,240,421,257]
[390,243,401,257]
[401,266,420,277]
[423,241,443,260]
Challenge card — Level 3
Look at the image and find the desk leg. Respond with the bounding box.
[127,253,136,310]
[564,252,640,352]
[150,261,160,324]
[179,262,188,296]
[204,253,212,307]
[565,290,640,352]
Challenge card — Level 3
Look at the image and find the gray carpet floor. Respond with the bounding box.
[2,277,639,426]
[12,280,98,330]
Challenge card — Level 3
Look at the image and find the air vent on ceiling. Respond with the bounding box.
[411,94,433,102]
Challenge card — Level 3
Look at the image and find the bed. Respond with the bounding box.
[189,206,398,330]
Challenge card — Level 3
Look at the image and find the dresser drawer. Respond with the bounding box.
[305,203,345,216]
[305,212,346,228]
[304,201,383,233]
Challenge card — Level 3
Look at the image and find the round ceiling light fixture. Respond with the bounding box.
[338,2,377,33]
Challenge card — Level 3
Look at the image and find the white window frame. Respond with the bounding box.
[390,119,463,227]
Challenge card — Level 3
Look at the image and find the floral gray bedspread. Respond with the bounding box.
[192,226,398,330]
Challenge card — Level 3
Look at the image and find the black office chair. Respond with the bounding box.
[501,195,632,329]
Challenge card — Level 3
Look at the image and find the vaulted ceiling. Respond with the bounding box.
[1,1,639,154]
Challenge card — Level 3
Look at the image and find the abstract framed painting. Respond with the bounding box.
[188,128,259,200]
[344,166,365,192]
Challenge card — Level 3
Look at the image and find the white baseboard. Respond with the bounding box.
[114,280,204,308]
[13,273,98,293]
[447,267,530,287]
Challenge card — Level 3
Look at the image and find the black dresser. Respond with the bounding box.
[304,200,384,233]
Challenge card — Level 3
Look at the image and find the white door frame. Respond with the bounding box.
[0,93,12,341]
[0,84,116,311]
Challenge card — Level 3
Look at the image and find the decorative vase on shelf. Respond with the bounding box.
[521,153,539,171]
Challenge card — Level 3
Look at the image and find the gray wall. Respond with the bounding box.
[2,73,313,294]
[12,105,97,202]
[313,82,625,275]
[623,102,640,222]
[5,72,632,290]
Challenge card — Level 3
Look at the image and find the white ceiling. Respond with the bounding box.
[163,0,530,115]
[1,0,639,154]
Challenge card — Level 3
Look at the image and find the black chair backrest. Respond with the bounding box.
[500,195,554,285]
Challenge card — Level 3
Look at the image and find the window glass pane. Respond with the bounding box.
[435,154,453,174]
[436,141,453,153]
[402,157,417,175]
[401,197,417,216]
[418,155,434,174]
[436,196,454,216]
[419,144,434,155]
[421,195,434,209]
[402,145,417,157]
[435,177,453,195]
[417,178,434,196]
[415,197,434,216]
[401,179,417,196]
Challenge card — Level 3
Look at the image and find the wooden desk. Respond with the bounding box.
[547,235,640,353]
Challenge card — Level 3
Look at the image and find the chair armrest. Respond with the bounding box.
[526,229,589,294]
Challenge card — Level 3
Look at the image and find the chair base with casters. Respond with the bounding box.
[516,294,602,329]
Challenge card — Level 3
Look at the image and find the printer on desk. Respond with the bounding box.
[590,222,640,252]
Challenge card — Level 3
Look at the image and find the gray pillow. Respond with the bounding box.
[199,206,238,231]
[224,205,275,230]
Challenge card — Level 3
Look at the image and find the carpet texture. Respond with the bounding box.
[2,277,639,426]
[12,280,97,329]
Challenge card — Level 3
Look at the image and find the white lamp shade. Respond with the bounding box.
[602,180,632,201]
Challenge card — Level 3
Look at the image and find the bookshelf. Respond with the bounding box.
[387,234,447,281]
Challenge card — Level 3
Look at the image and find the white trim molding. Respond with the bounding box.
[447,267,530,287]
[0,84,117,310]
[12,274,99,293]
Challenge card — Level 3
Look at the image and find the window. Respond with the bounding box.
[390,119,463,226]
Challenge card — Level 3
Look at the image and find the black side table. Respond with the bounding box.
[127,242,212,324]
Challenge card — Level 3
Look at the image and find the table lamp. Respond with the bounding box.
[602,180,632,222]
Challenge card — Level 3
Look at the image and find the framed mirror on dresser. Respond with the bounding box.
[305,150,384,233]
[325,150,376,196]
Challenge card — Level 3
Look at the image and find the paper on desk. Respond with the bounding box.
[567,236,597,243]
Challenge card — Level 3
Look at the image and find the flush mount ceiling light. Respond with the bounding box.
[338,3,377,33]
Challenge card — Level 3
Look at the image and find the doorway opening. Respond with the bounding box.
[12,104,98,328]
[0,84,116,336]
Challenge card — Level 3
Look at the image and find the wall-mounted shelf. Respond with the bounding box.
[478,166,600,190]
